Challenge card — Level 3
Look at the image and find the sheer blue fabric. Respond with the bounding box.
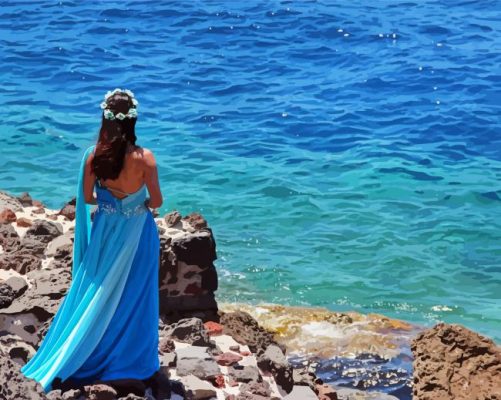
[20,145,160,392]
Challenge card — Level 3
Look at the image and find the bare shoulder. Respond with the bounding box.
[140,147,157,167]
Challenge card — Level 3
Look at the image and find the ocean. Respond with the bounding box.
[1,0,500,351]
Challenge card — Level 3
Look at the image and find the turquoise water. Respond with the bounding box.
[1,1,500,342]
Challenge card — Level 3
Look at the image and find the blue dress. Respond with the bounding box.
[20,145,160,392]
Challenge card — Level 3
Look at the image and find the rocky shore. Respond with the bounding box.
[1,189,500,400]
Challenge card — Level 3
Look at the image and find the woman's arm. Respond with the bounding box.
[143,149,163,209]
[83,153,97,205]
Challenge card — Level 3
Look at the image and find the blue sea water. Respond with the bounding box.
[1,0,500,349]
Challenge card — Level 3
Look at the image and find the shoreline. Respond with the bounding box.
[1,188,500,399]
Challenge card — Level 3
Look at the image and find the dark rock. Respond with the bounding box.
[0,281,16,308]
[220,311,285,354]
[411,322,501,400]
[170,230,216,268]
[237,380,273,400]
[47,243,73,271]
[292,366,322,393]
[59,198,76,221]
[175,345,221,380]
[20,236,48,256]
[5,275,29,297]
[0,333,35,365]
[228,364,262,384]
[256,344,294,393]
[0,268,71,346]
[158,337,175,353]
[143,367,172,400]
[0,249,42,274]
[25,219,63,244]
[82,383,117,400]
[182,212,208,230]
[17,192,33,207]
[162,317,211,347]
[0,223,21,252]
[164,210,182,228]
[0,347,48,399]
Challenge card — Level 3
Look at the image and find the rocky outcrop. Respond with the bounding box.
[157,210,219,323]
[0,189,341,399]
[411,322,501,400]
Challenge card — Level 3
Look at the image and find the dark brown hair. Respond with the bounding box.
[91,92,137,181]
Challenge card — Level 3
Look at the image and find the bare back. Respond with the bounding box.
[98,145,146,198]
[85,143,163,208]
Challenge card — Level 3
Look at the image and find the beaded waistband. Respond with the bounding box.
[96,202,148,218]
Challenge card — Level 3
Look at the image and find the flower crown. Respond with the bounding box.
[100,88,139,120]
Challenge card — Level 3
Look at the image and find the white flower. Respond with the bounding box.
[124,89,134,98]
[131,98,138,106]
[127,108,138,118]
[103,109,115,120]
[112,88,122,95]
[100,101,108,109]
[104,90,113,100]
[115,112,126,120]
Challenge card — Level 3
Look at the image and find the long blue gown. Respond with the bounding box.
[20,145,160,392]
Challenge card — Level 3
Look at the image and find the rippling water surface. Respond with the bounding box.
[1,0,500,349]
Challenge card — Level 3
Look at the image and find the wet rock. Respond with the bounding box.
[162,317,211,346]
[256,344,293,393]
[228,364,262,384]
[0,223,21,252]
[25,219,63,244]
[175,345,221,380]
[411,322,501,400]
[0,208,17,223]
[0,347,48,399]
[220,311,285,354]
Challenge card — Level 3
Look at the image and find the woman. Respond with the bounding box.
[20,88,163,393]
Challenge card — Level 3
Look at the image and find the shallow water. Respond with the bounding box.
[1,1,500,344]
